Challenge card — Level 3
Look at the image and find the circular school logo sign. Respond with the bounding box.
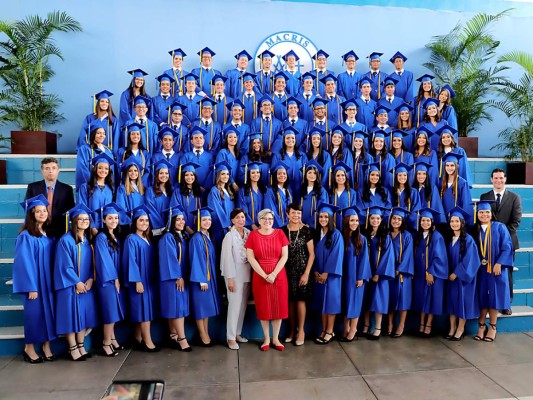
[254,31,319,74]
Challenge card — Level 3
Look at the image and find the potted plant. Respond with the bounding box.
[423,10,510,158]
[0,11,81,154]
[0,135,12,183]
[491,51,533,184]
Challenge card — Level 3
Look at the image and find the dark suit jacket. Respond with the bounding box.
[480,189,522,250]
[25,180,75,239]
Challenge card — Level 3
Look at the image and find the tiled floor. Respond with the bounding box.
[2,333,533,400]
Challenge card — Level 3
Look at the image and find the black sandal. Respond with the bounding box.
[484,324,497,342]
[77,342,92,359]
[111,337,125,350]
[367,328,381,341]
[317,332,335,345]
[68,345,86,362]
[102,343,119,357]
[314,330,326,344]
[177,337,192,352]
[474,322,487,341]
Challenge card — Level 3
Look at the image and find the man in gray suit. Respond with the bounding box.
[480,168,522,315]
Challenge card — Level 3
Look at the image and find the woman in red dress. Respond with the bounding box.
[245,208,289,351]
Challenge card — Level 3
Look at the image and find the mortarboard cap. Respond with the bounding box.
[341,50,359,61]
[91,152,115,167]
[234,50,252,61]
[367,52,384,60]
[389,51,408,63]
[198,47,216,57]
[168,48,187,58]
[283,50,300,61]
[156,73,175,83]
[94,90,113,100]
[440,84,456,98]
[416,74,435,83]
[20,194,49,213]
[128,69,148,79]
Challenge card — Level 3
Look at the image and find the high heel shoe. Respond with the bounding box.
[139,340,160,352]
[317,332,335,345]
[484,323,497,342]
[450,332,465,341]
[421,325,432,338]
[358,325,370,338]
[23,351,43,364]
[474,322,487,341]
[77,342,92,359]
[103,343,119,357]
[366,328,381,341]
[295,333,305,346]
[68,345,86,362]
[314,331,326,344]
[177,337,192,352]
[340,332,358,342]
[111,338,124,350]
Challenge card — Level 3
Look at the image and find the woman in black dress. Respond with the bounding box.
[282,203,315,346]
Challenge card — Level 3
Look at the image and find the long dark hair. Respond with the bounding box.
[306,134,327,165]
[416,82,435,105]
[362,172,388,203]
[100,221,120,252]
[423,107,442,123]
[329,134,347,163]
[215,170,234,201]
[415,217,435,246]
[280,135,302,160]
[414,133,431,157]
[437,134,457,160]
[392,173,413,210]
[414,169,433,204]
[179,170,202,197]
[247,138,268,163]
[243,169,266,194]
[89,126,106,150]
[363,216,389,252]
[96,98,116,119]
[300,167,323,198]
[88,162,114,196]
[271,169,291,196]
[342,215,363,255]
[314,212,335,249]
[369,136,390,157]
[221,132,240,159]
[169,214,189,242]
[448,217,467,257]
[126,78,147,100]
[153,168,173,197]
[132,214,152,241]
[330,168,352,192]
[124,130,147,158]
[19,206,50,237]
[70,214,92,244]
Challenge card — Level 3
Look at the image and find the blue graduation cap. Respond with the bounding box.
[165,204,186,230]
[247,132,262,141]
[131,204,152,220]
[474,200,495,212]
[313,49,330,59]
[64,204,93,221]
[223,126,239,136]
[342,205,362,217]
[98,202,130,227]
[389,51,408,63]
[247,161,262,171]
[182,72,200,82]
[258,94,273,106]
[416,126,433,138]
[153,158,173,172]
[133,95,151,107]
[359,76,373,87]
[300,71,316,82]
[307,127,327,138]
[423,97,439,109]
[341,50,359,61]
[332,161,352,174]
[168,101,187,113]
[156,73,175,83]
[302,159,323,175]
[257,49,275,59]
[283,50,300,61]
[341,98,358,109]
[270,160,290,174]
[391,129,409,140]
[158,126,176,142]
[436,125,458,137]
[353,130,367,140]
[119,157,142,173]
[383,76,399,87]
[274,71,290,82]
[311,98,328,108]
[127,122,145,133]
[282,126,298,137]
[390,206,410,219]
[128,69,148,79]
[416,74,435,83]
[94,90,113,100]
[191,207,215,231]
[210,74,227,85]
[178,161,200,183]
[189,126,207,137]
[212,160,232,174]
[91,152,115,167]
[441,152,464,164]
[317,202,340,216]
[367,52,384,60]
[366,205,388,216]
[440,84,456,98]
[331,125,349,137]
[390,162,413,175]
[374,105,391,115]
[20,194,49,213]
[284,96,302,108]
[168,48,187,58]
[418,207,439,220]
[447,206,470,221]
[363,162,381,175]
[372,130,390,140]
[240,72,256,83]
[414,161,433,172]
[197,47,216,57]
[394,103,414,113]
[320,73,337,84]
[87,119,108,132]
[198,97,216,108]
[226,99,246,111]
[234,50,252,60]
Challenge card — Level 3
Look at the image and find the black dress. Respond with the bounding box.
[282,225,313,301]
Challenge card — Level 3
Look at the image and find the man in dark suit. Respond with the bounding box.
[25,157,75,239]
[480,168,522,315]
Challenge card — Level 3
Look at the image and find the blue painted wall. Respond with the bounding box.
[1,0,531,156]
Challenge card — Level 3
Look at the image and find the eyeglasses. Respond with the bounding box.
[260,217,274,221]
[78,218,90,222]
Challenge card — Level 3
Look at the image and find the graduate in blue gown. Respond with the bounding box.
[240,72,261,125]
[224,99,250,154]
[369,131,396,190]
[395,103,416,151]
[54,204,98,361]
[216,127,241,191]
[180,126,215,190]
[329,162,359,228]
[164,102,190,154]
[77,153,115,229]
[122,95,159,154]
[283,50,302,96]
[378,77,405,133]
[191,47,222,96]
[305,127,332,190]
[255,50,275,95]
[151,73,176,127]
[117,122,152,189]
[474,201,514,342]
[371,105,394,149]
[313,204,344,344]
[158,205,192,351]
[436,125,473,187]
[115,157,146,215]
[250,95,284,155]
[119,69,151,129]
[170,161,204,235]
[364,52,388,102]
[340,206,371,341]
[151,127,180,184]
[337,50,363,100]
[237,162,265,230]
[355,77,377,129]
[93,203,129,356]
[412,161,446,225]
[189,207,221,346]
[123,205,160,351]
[349,131,373,193]
[387,52,415,105]
[413,74,437,128]
[390,129,415,172]
[413,127,439,188]
[271,127,308,202]
[13,195,56,363]
[390,163,421,230]
[445,207,480,341]
[192,98,223,152]
[439,153,474,225]
[438,84,458,131]
[413,208,448,337]
[420,97,450,147]
[207,161,236,246]
[312,49,336,98]
[296,73,320,124]
[300,160,328,229]
[78,90,120,153]
[283,97,309,151]
[178,73,204,125]
[238,132,271,187]
[271,71,290,122]
[76,119,115,189]
[210,75,233,125]
[145,159,173,236]
[226,50,252,99]
[387,207,414,338]
[163,48,189,98]
[322,74,346,125]
[341,99,368,150]
[264,162,293,228]
[329,125,354,185]
[358,163,392,227]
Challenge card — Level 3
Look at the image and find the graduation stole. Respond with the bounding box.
[479,222,493,273]
[171,69,184,96]
[214,96,228,124]
[242,93,257,119]
[176,237,182,266]
[424,232,432,279]
[197,119,215,150]
[367,236,382,275]
[332,189,351,228]
[326,96,342,125]
[260,71,273,93]
[249,187,257,223]
[416,102,422,127]
[277,190,285,225]
[200,233,211,281]
[141,119,150,152]
[397,233,404,283]
[260,117,274,151]
[353,156,362,190]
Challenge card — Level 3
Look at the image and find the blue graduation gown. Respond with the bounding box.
[240,91,261,125]
[190,67,222,94]
[264,187,293,228]
[237,187,264,228]
[440,176,474,224]
[120,118,159,154]
[389,231,414,312]
[300,187,328,229]
[54,234,98,334]
[337,71,363,99]
[237,154,271,187]
[178,93,204,125]
[158,232,189,318]
[378,96,405,128]
[151,151,180,184]
[331,148,354,185]
[355,98,377,129]
[441,105,458,131]
[283,118,309,151]
[351,152,373,193]
[75,145,114,190]
[171,189,204,231]
[307,152,332,190]
[78,114,120,154]
[330,188,358,228]
[446,234,480,319]
[388,70,414,105]
[438,147,473,187]
[189,232,220,319]
[420,120,449,150]
[181,150,214,190]
[271,152,308,202]
[77,183,113,228]
[215,149,239,186]
[163,68,189,97]
[163,124,190,154]
[310,119,336,150]
[94,232,124,324]
[413,230,448,314]
[13,231,56,344]
[325,94,346,125]
[315,69,336,97]
[402,128,417,152]
[223,121,250,154]
[392,189,421,230]
[192,119,223,152]
[207,186,235,245]
[372,152,396,190]
[145,187,171,231]
[116,185,145,214]
[151,94,176,126]
[119,90,152,129]
[343,235,372,318]
[296,92,320,123]
[212,95,233,125]
[343,122,369,151]
[414,151,439,188]
[284,69,302,96]
[313,229,344,314]
[477,222,514,310]
[358,189,392,229]
[250,117,283,154]
[116,149,152,189]
[254,70,275,94]
[225,68,246,98]
[416,185,446,225]
[364,71,389,102]
[271,93,289,121]
[364,234,395,314]
[123,233,156,322]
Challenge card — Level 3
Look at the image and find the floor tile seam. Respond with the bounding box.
[239,372,362,385]
[360,365,477,378]
[471,359,524,399]
[101,349,135,398]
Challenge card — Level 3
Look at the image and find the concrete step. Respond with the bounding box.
[0,154,76,186]
[0,185,76,218]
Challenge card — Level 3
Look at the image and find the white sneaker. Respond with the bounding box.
[227,342,240,350]
[236,336,248,343]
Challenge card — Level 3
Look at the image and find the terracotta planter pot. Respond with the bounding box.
[0,160,6,184]
[10,131,57,154]
[506,162,533,185]
[458,137,478,158]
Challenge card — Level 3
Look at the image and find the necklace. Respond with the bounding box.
[288,224,300,244]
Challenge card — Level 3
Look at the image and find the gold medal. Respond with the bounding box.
[481,259,488,266]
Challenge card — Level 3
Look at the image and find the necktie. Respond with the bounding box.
[398,71,402,77]
[330,96,334,101]
[264,73,268,77]
[496,193,501,209]
[173,125,178,130]
[205,121,209,129]
[189,95,193,100]
[163,95,168,100]
[139,119,144,124]
[349,122,354,128]
[247,94,251,99]
[217,95,222,102]
[47,185,53,214]
[388,98,392,103]
[305,94,310,102]
[278,94,282,99]
[196,150,201,158]
[349,72,353,77]
[265,117,270,123]
[372,72,377,78]
[318,121,324,127]
[291,119,295,126]
[365,99,369,104]
[166,153,171,160]
[205,68,209,73]
[290,71,294,75]
[234,124,239,129]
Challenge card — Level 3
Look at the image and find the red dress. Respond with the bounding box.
[245,229,289,320]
